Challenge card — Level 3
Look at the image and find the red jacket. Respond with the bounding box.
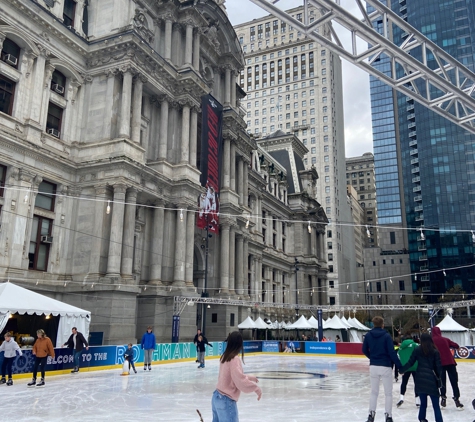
[431,327,458,366]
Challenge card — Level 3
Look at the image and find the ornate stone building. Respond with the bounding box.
[0,0,327,343]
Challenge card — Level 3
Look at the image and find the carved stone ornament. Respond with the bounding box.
[131,8,154,44]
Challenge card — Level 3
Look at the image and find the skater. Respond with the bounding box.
[362,316,402,422]
[396,334,420,408]
[0,333,22,386]
[28,329,55,387]
[124,343,137,374]
[62,327,89,373]
[194,328,202,363]
[400,333,443,422]
[211,331,261,421]
[393,340,400,382]
[196,334,213,368]
[141,326,156,371]
[431,326,463,409]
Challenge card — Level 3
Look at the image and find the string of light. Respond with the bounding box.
[3,183,475,237]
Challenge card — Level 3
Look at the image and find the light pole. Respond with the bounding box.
[201,214,211,335]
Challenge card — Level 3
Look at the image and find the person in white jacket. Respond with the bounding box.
[0,333,22,386]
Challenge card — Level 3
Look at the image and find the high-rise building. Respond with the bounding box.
[369,1,475,298]
[234,5,355,305]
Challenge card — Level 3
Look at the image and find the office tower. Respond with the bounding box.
[234,5,355,305]
[369,1,475,298]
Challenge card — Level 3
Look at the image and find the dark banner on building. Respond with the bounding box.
[197,94,223,234]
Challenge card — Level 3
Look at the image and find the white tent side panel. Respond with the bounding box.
[57,315,91,348]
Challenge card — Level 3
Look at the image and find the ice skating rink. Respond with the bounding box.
[3,354,474,422]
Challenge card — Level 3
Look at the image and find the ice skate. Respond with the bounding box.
[384,413,393,422]
[148,364,152,371]
[472,398,475,410]
[396,400,404,407]
[27,378,36,387]
[0,377,6,385]
[6,379,13,386]
[365,411,375,422]
[71,367,79,373]
[416,396,421,407]
[454,397,464,410]
[441,396,446,407]
[36,378,45,387]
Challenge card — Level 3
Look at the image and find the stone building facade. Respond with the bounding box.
[0,0,327,344]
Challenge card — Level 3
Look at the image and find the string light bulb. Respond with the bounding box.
[346,284,349,289]
[472,231,475,243]
[366,225,371,238]
[246,214,250,229]
[366,281,369,287]
[106,200,111,214]
[390,278,393,284]
[419,228,425,240]
[307,221,312,233]
[443,269,446,276]
[180,209,184,222]
[23,191,29,203]
[414,273,417,281]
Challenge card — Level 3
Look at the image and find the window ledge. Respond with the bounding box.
[0,62,21,83]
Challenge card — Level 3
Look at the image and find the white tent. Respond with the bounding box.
[286,315,314,330]
[322,315,349,342]
[254,317,270,329]
[0,282,91,347]
[436,315,472,345]
[238,316,256,329]
[307,316,320,329]
[349,317,370,331]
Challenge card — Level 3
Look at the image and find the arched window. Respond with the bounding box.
[1,38,21,69]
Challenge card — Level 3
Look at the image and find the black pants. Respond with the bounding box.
[440,364,460,399]
[400,371,418,396]
[1,357,14,378]
[33,356,48,380]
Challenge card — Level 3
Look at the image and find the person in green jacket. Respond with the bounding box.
[397,334,420,408]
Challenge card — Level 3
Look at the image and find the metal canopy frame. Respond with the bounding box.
[247,0,475,134]
[173,295,474,315]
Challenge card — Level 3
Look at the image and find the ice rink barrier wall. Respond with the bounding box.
[1,341,474,375]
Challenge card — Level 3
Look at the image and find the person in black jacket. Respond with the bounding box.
[362,316,402,422]
[63,327,89,373]
[400,333,443,422]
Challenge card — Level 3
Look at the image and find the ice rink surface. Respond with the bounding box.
[3,354,474,422]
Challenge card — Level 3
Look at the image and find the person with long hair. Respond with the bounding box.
[400,333,443,422]
[211,331,262,421]
[27,329,55,387]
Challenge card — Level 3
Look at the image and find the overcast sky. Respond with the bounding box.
[225,0,373,158]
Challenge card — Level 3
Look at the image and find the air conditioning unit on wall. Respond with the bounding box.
[41,236,53,243]
[47,128,60,138]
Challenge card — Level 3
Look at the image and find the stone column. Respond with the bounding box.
[185,208,195,287]
[184,23,193,66]
[88,185,108,277]
[243,160,249,207]
[171,23,181,65]
[230,143,236,191]
[106,184,127,279]
[149,202,165,284]
[230,71,236,108]
[223,138,230,188]
[158,97,169,159]
[257,195,262,233]
[237,157,244,205]
[192,28,201,70]
[120,188,138,281]
[131,75,145,144]
[153,19,162,53]
[219,223,230,292]
[74,0,86,35]
[164,18,173,60]
[142,96,152,153]
[235,235,244,295]
[180,102,191,163]
[189,108,198,167]
[27,53,47,124]
[119,69,133,138]
[224,66,231,106]
[319,231,325,261]
[229,227,235,293]
[39,62,55,130]
[173,208,187,286]
[311,226,316,256]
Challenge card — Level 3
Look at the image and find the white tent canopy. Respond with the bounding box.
[0,282,91,347]
[349,317,370,331]
[307,316,320,329]
[323,315,348,330]
[254,317,270,329]
[238,316,256,329]
[286,315,314,330]
[435,314,472,346]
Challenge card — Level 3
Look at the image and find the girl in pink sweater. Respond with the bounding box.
[211,331,262,421]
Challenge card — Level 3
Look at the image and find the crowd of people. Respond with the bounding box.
[362,315,469,422]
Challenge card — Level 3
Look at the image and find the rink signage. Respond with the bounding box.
[262,341,280,352]
[305,342,336,354]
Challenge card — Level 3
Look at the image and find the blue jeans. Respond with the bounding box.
[74,350,82,368]
[212,390,238,422]
[419,394,443,422]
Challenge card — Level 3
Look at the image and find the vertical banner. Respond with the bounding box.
[171,315,180,343]
[317,309,323,341]
[197,94,224,234]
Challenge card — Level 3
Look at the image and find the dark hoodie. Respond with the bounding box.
[431,326,458,366]
[362,327,401,369]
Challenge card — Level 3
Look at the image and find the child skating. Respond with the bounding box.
[0,333,23,386]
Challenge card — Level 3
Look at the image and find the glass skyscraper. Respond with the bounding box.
[369,0,475,298]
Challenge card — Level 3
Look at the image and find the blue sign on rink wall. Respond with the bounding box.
[262,341,279,352]
[305,342,336,354]
[243,341,262,353]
